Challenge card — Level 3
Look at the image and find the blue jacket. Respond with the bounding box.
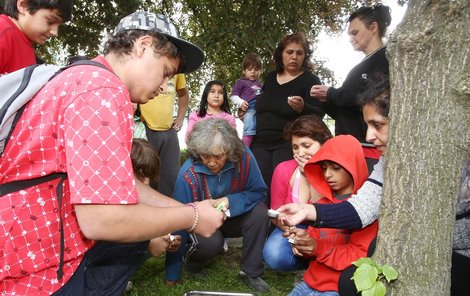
[165,147,267,280]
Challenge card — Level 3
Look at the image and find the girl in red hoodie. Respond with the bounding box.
[287,135,378,296]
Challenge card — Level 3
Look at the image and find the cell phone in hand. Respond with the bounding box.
[267,209,280,218]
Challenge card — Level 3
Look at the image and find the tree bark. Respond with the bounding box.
[375,0,470,295]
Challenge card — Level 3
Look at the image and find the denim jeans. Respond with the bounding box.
[288,281,339,296]
[263,226,308,272]
[242,100,256,136]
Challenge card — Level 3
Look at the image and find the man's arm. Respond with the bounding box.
[136,179,181,207]
[74,198,223,242]
[173,87,189,130]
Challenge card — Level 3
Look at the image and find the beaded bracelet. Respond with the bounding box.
[186,203,199,233]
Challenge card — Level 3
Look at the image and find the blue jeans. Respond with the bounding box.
[263,226,308,272]
[288,281,339,296]
[242,100,256,136]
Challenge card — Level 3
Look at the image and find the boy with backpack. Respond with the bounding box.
[0,0,74,75]
[0,11,224,295]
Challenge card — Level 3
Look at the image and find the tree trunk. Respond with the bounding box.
[375,0,470,295]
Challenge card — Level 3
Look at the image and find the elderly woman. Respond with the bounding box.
[251,32,325,205]
[165,118,270,293]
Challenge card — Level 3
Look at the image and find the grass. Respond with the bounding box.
[126,246,296,296]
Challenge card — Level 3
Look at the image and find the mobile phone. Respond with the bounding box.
[267,209,280,218]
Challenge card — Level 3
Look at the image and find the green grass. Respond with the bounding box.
[126,247,296,296]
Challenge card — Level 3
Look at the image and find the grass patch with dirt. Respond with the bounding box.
[126,246,296,296]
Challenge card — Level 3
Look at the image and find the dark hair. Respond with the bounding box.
[104,30,185,73]
[273,32,314,74]
[358,77,390,118]
[197,80,231,117]
[284,115,332,144]
[349,3,392,38]
[66,55,89,65]
[187,118,244,163]
[131,138,160,183]
[4,0,74,22]
[242,53,262,71]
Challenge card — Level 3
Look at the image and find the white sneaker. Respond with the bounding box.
[124,281,133,292]
[223,239,229,252]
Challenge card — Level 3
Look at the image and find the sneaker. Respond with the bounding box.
[223,239,229,252]
[238,270,269,293]
[124,281,133,292]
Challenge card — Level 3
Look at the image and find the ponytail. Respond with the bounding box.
[349,4,392,37]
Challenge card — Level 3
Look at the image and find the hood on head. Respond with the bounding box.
[304,135,368,200]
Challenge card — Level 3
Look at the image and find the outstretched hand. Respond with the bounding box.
[310,85,329,102]
[277,203,317,226]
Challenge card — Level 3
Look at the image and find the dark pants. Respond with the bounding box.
[186,203,270,277]
[251,142,293,205]
[53,241,149,296]
[338,237,377,296]
[145,127,181,196]
[451,251,470,296]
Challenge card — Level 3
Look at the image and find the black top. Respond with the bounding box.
[254,71,324,148]
[325,47,389,144]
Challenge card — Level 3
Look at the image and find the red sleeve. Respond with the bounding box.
[311,221,378,271]
[270,161,295,209]
[64,86,137,205]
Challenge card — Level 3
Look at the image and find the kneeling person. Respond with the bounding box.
[165,118,270,293]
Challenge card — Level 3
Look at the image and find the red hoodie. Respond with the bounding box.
[303,135,379,292]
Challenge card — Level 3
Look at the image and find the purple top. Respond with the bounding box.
[231,78,263,102]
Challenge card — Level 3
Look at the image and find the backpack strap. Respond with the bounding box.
[0,60,112,280]
[56,173,67,280]
[0,173,67,279]
[0,173,66,196]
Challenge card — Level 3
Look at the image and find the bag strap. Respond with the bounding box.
[0,59,113,280]
[0,173,66,196]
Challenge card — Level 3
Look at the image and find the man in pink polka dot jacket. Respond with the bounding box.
[0,11,224,295]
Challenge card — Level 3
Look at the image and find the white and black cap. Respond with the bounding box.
[114,11,204,74]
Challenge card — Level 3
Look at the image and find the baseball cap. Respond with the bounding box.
[114,11,204,74]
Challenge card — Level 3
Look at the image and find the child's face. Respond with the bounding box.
[206,84,224,110]
[291,136,321,172]
[17,7,64,45]
[320,161,354,196]
[243,65,261,81]
[363,104,389,156]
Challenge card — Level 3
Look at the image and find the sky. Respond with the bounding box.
[178,1,408,147]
